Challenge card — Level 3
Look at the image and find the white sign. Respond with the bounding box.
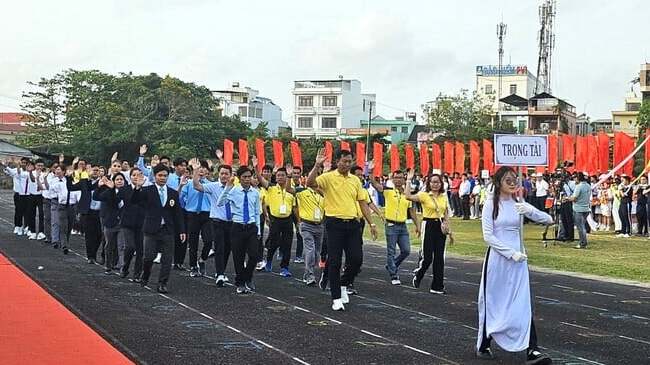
[494,134,548,166]
[481,170,490,179]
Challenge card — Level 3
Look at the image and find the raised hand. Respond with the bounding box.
[72,156,79,167]
[367,159,375,171]
[139,144,148,156]
[226,176,236,188]
[285,163,293,176]
[315,148,326,166]
[58,153,65,164]
[323,160,332,172]
[215,149,223,160]
[151,155,160,167]
[111,152,119,163]
[251,155,258,168]
[105,178,115,189]
[407,168,415,181]
[188,158,201,170]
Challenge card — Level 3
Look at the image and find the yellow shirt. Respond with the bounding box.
[316,170,366,219]
[383,188,412,223]
[356,188,371,219]
[266,185,295,218]
[418,192,448,219]
[259,186,267,206]
[296,188,324,223]
[73,170,89,184]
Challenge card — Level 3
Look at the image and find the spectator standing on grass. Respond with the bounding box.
[566,173,591,249]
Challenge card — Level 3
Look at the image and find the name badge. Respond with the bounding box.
[279,204,287,214]
[314,208,322,220]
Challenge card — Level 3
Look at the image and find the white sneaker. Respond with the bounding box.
[17,227,25,236]
[208,249,215,257]
[391,278,401,285]
[223,275,230,283]
[215,274,226,287]
[13,226,20,234]
[340,286,350,304]
[255,260,266,271]
[36,232,46,240]
[331,299,345,311]
[623,234,630,238]
[616,233,624,237]
[153,253,162,264]
[28,233,37,240]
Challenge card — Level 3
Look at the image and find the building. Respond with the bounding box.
[527,92,576,134]
[611,92,641,136]
[640,63,650,101]
[291,79,377,139]
[346,116,415,144]
[0,112,29,141]
[499,94,530,133]
[212,82,286,136]
[590,118,613,134]
[475,64,539,113]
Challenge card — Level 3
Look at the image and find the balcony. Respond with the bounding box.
[319,106,340,114]
[295,106,316,114]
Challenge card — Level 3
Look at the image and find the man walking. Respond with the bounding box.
[567,173,591,249]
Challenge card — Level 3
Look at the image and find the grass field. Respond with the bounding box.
[364,216,650,283]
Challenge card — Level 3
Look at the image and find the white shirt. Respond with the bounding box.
[460,180,472,196]
[535,179,549,197]
[44,173,58,200]
[30,171,43,196]
[50,177,76,205]
[4,167,22,193]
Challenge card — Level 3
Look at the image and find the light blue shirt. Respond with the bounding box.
[202,181,231,220]
[563,180,576,197]
[89,183,102,211]
[166,172,182,191]
[572,182,592,213]
[181,178,211,213]
[217,185,261,235]
[136,156,153,181]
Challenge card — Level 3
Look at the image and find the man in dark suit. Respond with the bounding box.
[67,164,102,263]
[117,168,146,281]
[132,164,186,293]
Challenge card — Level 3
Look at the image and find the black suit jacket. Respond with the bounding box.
[67,177,99,214]
[131,185,185,236]
[116,185,144,230]
[95,187,121,229]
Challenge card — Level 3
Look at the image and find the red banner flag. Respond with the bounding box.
[645,129,650,168]
[596,132,609,173]
[272,140,283,167]
[444,142,454,175]
[340,141,350,152]
[223,139,234,166]
[419,143,430,176]
[469,141,480,176]
[372,142,383,177]
[454,142,465,174]
[587,135,599,176]
[561,134,575,172]
[548,134,558,171]
[390,144,400,173]
[254,138,265,169]
[432,144,442,171]
[238,139,249,167]
[614,132,635,176]
[324,141,333,163]
[290,141,302,169]
[483,139,494,174]
[405,144,415,170]
[575,135,587,172]
[356,142,366,168]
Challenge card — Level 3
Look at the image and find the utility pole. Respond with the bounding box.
[496,21,507,128]
[364,100,373,163]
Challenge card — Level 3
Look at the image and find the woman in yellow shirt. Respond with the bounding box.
[405,170,451,294]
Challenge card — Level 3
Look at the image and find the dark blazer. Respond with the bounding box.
[116,185,144,230]
[131,185,185,235]
[66,177,99,214]
[95,187,121,229]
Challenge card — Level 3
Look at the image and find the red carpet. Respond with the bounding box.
[0,253,133,364]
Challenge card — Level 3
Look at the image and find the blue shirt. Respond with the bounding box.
[202,181,231,220]
[572,182,592,213]
[166,172,182,191]
[181,178,211,213]
[136,156,153,181]
[217,185,261,234]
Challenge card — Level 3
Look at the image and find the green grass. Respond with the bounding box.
[364,216,650,283]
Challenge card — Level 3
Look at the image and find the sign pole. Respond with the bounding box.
[518,166,525,254]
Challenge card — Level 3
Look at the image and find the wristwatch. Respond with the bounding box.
[370,223,377,227]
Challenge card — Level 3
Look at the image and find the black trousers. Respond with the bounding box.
[24,195,44,233]
[342,219,365,286]
[14,193,29,228]
[211,219,232,275]
[461,195,471,220]
[558,202,574,240]
[230,223,259,286]
[619,198,631,235]
[414,219,446,291]
[142,226,174,285]
[292,214,303,258]
[82,211,102,260]
[266,216,294,269]
[121,226,144,279]
[637,201,648,235]
[173,212,188,266]
[324,218,362,300]
[187,212,213,268]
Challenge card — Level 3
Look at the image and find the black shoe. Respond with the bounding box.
[172,264,185,271]
[133,277,142,283]
[87,258,96,264]
[236,285,250,294]
[140,280,148,287]
[119,270,129,279]
[62,247,69,255]
[412,275,421,289]
[198,261,206,275]
[526,350,552,365]
[97,257,105,265]
[346,285,357,295]
[189,268,200,278]
[53,243,59,249]
[476,347,495,360]
[245,281,256,291]
[318,272,328,291]
[157,284,168,294]
[104,269,112,275]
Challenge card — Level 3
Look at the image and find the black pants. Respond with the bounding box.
[211,219,232,276]
[324,218,362,300]
[461,195,471,220]
[536,195,548,214]
[230,223,259,286]
[342,219,365,286]
[292,214,303,258]
[451,192,462,217]
[187,212,213,268]
[414,218,446,291]
[558,202,574,240]
[173,212,188,266]
[82,211,102,260]
[25,195,44,233]
[266,216,294,269]
[121,226,144,279]
[142,226,174,285]
[619,198,631,235]
[15,193,29,228]
[637,201,648,235]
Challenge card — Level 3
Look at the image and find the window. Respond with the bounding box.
[252,107,262,118]
[298,117,313,128]
[322,96,337,106]
[298,96,313,107]
[485,84,493,94]
[401,126,408,133]
[391,126,397,132]
[509,84,517,95]
[238,106,247,117]
[321,117,337,129]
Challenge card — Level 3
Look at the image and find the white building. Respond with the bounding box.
[212,82,286,136]
[291,79,377,139]
[475,65,539,113]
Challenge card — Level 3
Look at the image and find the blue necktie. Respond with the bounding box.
[159,186,166,206]
[242,189,249,223]
[195,187,204,212]
[223,185,232,220]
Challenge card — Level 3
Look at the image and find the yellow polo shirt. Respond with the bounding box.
[296,188,324,223]
[316,170,366,219]
[259,186,267,206]
[356,188,371,219]
[383,188,411,223]
[418,192,448,219]
[266,185,295,218]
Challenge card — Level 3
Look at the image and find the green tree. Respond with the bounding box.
[18,74,68,151]
[637,100,650,131]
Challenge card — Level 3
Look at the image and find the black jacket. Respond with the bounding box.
[131,185,185,235]
[66,177,99,214]
[95,187,121,229]
[116,185,145,230]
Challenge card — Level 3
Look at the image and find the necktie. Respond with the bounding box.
[159,186,166,206]
[24,177,28,194]
[223,185,232,220]
[242,189,250,223]
[195,186,204,212]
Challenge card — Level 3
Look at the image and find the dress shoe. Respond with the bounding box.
[62,247,69,255]
[140,280,148,287]
[119,270,129,279]
[87,258,96,264]
[156,284,168,294]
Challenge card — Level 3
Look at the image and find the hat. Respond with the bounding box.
[535,173,543,177]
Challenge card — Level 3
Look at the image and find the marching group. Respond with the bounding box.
[1,145,554,364]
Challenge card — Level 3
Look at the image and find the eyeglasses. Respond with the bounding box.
[502,178,518,186]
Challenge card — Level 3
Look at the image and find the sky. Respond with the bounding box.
[0,0,647,122]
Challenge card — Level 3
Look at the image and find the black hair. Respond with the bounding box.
[34,159,44,165]
[20,157,30,162]
[236,166,252,177]
[392,170,404,177]
[153,164,169,175]
[120,159,129,164]
[337,149,352,160]
[48,161,58,168]
[262,165,273,172]
[425,174,445,194]
[25,160,35,166]
[276,167,287,176]
[351,166,363,174]
[218,164,232,173]
[491,166,517,220]
[160,155,171,162]
[112,172,126,182]
[173,158,187,167]
[129,167,141,177]
[292,166,302,172]
[199,159,209,169]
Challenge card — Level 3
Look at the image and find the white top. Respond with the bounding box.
[49,177,79,205]
[535,179,549,197]
[4,167,22,193]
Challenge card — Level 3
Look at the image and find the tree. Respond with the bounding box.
[637,99,650,131]
[18,74,68,151]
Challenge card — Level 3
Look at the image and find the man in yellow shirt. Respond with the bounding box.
[295,184,324,286]
[263,167,296,277]
[369,169,420,285]
[307,149,377,311]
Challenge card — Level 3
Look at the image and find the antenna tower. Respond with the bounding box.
[535,0,556,94]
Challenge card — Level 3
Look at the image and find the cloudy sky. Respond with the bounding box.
[0,0,647,121]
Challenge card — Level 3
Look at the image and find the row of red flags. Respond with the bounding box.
[222,131,645,177]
